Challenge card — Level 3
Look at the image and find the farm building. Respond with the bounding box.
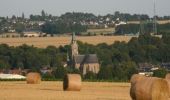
[70,33,100,75]
[0,74,26,79]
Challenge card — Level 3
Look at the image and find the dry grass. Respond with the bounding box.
[0,36,135,48]
[0,81,131,100]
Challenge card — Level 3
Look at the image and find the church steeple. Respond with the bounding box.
[71,32,78,58]
[72,32,76,43]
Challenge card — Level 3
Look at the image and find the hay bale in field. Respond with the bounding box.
[130,74,145,84]
[130,74,145,99]
[130,74,169,100]
[63,74,81,91]
[26,72,41,84]
[165,73,170,84]
[165,73,170,96]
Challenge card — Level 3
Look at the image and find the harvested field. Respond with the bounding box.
[0,81,131,100]
[86,28,115,34]
[0,36,135,48]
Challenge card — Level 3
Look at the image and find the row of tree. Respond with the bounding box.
[29,11,170,21]
[0,34,170,81]
[115,23,170,35]
[41,20,87,34]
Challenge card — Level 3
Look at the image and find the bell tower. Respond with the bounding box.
[71,32,78,58]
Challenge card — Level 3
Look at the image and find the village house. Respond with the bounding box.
[160,63,170,71]
[138,63,159,76]
[138,63,154,76]
[70,33,100,75]
[40,67,53,74]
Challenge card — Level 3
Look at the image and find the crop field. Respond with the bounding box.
[0,36,135,48]
[0,81,131,100]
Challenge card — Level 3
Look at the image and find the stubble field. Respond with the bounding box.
[0,81,131,100]
[0,36,135,48]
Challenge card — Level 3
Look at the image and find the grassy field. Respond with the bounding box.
[0,36,135,48]
[0,81,131,100]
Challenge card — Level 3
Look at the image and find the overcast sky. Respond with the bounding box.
[0,0,169,17]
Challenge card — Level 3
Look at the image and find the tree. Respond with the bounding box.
[0,60,10,70]
[113,61,137,81]
[41,10,46,20]
[15,23,25,33]
[97,66,113,80]
[22,12,25,19]
[12,15,16,20]
[153,68,168,78]
[162,33,170,45]
[84,71,97,80]
[53,66,67,79]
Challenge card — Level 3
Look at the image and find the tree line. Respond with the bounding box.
[0,34,170,81]
[41,20,87,34]
[115,23,170,35]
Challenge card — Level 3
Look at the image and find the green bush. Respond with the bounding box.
[153,68,168,78]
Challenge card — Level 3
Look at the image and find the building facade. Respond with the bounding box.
[71,33,100,75]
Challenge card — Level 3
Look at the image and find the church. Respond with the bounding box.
[70,33,100,75]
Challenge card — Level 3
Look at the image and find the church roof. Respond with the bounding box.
[74,54,99,64]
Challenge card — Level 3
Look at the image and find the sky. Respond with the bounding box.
[0,0,170,18]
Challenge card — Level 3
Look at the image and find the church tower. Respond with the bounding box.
[71,32,78,58]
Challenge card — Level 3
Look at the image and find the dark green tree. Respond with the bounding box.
[0,60,10,70]
[97,65,113,80]
[153,68,168,78]
[53,66,67,79]
[15,23,25,33]
[84,71,97,80]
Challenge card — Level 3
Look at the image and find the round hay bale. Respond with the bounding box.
[165,73,170,97]
[26,72,41,84]
[130,75,169,100]
[130,74,145,84]
[165,73,170,81]
[130,74,145,99]
[63,74,81,91]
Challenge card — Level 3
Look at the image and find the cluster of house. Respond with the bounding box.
[80,17,126,28]
[0,32,49,38]
[138,62,170,76]
[0,15,127,36]
[0,16,45,33]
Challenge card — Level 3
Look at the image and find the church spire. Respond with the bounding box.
[72,32,76,43]
[71,32,78,58]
